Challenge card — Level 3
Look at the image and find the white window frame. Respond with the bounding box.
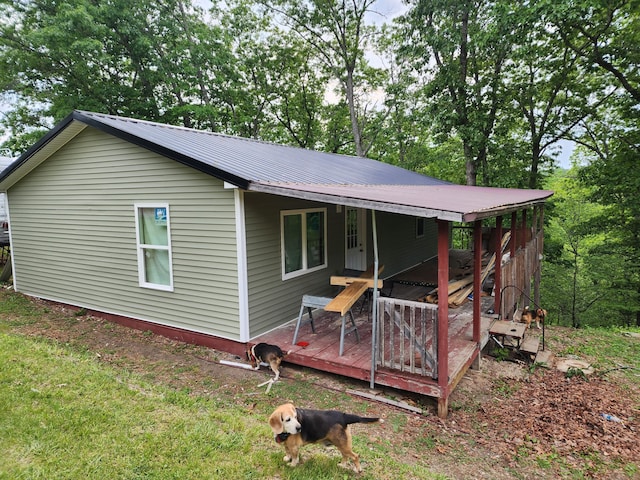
[134,202,174,291]
[281,208,328,280]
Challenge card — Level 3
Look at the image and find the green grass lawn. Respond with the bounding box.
[0,331,438,479]
[1,288,638,479]
[0,333,266,479]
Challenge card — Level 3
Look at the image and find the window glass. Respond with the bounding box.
[306,211,324,269]
[283,214,303,274]
[282,208,326,279]
[136,204,173,290]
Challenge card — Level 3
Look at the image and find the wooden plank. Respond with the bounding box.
[520,336,540,354]
[330,275,383,288]
[489,320,526,339]
[330,264,384,288]
[449,231,511,306]
[346,389,424,414]
[325,281,369,316]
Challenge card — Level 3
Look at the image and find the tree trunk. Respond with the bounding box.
[345,69,364,157]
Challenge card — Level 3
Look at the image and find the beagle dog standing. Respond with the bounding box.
[246,343,289,380]
[268,402,382,472]
[522,305,547,329]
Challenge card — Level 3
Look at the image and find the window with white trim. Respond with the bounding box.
[281,208,327,279]
[134,203,174,291]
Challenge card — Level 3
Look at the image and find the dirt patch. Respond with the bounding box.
[6,295,640,479]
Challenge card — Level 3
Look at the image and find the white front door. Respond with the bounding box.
[345,207,366,271]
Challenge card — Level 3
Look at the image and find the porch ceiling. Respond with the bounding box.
[248,182,554,223]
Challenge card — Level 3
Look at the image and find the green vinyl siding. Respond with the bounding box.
[7,127,242,340]
[244,193,345,337]
[375,212,437,274]
[242,195,437,338]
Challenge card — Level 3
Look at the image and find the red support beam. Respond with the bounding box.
[436,219,450,418]
[473,220,482,344]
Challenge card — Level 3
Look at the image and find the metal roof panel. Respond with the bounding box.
[0,111,554,222]
[76,111,449,187]
[250,182,554,222]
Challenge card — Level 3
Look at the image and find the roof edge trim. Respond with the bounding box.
[0,111,78,185]
[247,183,464,222]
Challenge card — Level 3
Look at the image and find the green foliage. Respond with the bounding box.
[565,366,588,380]
[2,0,640,328]
[542,169,608,327]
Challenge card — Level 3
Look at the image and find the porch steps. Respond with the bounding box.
[535,349,554,366]
[520,335,540,355]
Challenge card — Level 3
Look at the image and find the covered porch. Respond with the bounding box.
[255,288,496,399]
[252,206,548,418]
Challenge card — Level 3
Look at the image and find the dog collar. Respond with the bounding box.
[275,432,290,443]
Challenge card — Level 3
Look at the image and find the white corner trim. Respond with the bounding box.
[234,189,250,342]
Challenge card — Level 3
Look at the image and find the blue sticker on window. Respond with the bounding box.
[155,207,167,225]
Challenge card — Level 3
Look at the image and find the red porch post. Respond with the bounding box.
[437,219,450,418]
[473,220,482,344]
[494,216,503,315]
[471,220,482,371]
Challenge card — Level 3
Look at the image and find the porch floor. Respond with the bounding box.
[254,291,497,399]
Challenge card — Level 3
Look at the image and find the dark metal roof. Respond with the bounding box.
[0,110,553,222]
[74,111,450,188]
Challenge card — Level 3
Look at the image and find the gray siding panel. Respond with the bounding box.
[8,127,242,340]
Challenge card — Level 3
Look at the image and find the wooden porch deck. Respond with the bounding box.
[254,292,497,399]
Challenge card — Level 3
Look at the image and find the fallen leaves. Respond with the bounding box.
[464,368,639,465]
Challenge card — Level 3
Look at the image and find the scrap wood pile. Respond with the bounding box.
[419,231,511,307]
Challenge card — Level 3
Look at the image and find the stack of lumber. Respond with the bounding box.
[419,231,511,307]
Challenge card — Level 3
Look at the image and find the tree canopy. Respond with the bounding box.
[1,0,638,326]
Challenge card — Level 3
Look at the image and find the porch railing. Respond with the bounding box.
[376,297,438,378]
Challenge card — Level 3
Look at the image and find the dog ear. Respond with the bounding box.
[269,410,284,434]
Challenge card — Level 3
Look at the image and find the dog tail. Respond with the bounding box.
[344,413,382,425]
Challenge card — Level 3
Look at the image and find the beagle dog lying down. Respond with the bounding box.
[269,402,382,472]
[522,305,547,329]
